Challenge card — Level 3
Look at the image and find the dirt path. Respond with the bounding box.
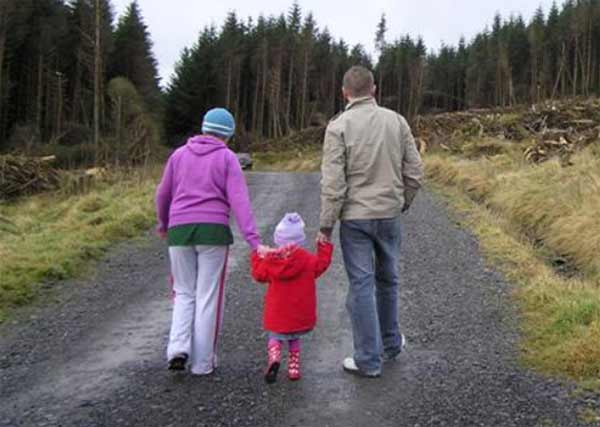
[0,173,589,427]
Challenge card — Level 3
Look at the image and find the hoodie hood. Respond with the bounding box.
[263,245,309,281]
[185,135,227,157]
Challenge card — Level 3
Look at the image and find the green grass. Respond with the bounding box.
[427,144,600,383]
[0,150,322,324]
[0,169,159,323]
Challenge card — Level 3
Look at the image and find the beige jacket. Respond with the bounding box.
[320,97,424,229]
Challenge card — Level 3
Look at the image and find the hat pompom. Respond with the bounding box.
[274,213,306,247]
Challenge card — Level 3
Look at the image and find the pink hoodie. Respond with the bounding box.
[155,135,261,249]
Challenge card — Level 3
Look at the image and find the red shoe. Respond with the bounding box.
[288,350,301,381]
[265,343,281,384]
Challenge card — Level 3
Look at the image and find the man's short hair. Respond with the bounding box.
[343,66,375,97]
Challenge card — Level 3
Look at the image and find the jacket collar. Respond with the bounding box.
[345,96,377,111]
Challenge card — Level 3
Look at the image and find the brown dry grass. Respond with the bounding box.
[427,144,600,383]
[253,150,322,172]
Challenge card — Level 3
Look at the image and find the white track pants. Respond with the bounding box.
[167,245,228,375]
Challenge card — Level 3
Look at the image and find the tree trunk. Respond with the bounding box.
[330,61,337,117]
[0,7,7,140]
[592,53,598,95]
[300,48,309,129]
[252,60,260,133]
[285,52,294,132]
[0,0,10,140]
[258,40,268,137]
[586,20,593,95]
[396,68,403,113]
[495,55,502,106]
[45,67,52,137]
[36,54,44,136]
[235,57,242,120]
[553,43,567,99]
[56,72,63,138]
[573,36,579,96]
[508,72,516,106]
[94,0,101,165]
[115,95,122,167]
[414,58,425,119]
[226,58,232,109]
[71,48,83,123]
[378,67,383,104]
[531,51,538,103]
[578,40,587,96]
[269,52,282,139]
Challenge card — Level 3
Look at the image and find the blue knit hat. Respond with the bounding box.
[202,108,236,138]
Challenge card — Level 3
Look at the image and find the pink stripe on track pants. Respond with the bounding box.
[167,245,228,375]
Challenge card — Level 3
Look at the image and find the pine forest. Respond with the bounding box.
[1,1,600,155]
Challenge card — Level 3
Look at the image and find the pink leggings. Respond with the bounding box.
[268,337,301,352]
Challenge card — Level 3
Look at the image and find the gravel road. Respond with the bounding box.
[0,172,592,427]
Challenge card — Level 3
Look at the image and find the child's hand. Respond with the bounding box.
[316,229,332,244]
[257,244,272,257]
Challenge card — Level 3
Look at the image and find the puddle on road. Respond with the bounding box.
[5,249,244,419]
[14,296,171,409]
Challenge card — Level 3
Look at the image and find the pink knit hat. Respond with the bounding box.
[274,213,306,247]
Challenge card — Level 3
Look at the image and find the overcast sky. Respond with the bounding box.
[112,0,558,86]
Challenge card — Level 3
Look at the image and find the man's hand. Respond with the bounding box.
[157,230,167,240]
[401,203,411,214]
[316,228,333,244]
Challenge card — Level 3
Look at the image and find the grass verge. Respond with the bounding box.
[427,144,600,384]
[253,149,321,172]
[0,149,320,324]
[0,168,159,323]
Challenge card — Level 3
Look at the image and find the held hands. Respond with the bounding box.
[316,228,332,244]
[256,229,331,258]
[157,229,167,240]
[257,244,272,257]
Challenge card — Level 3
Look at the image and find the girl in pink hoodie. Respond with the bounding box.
[156,108,266,375]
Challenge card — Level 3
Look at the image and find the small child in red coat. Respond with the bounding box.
[251,213,333,383]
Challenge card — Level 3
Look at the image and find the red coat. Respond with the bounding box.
[251,242,333,334]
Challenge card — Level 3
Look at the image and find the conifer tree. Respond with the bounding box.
[375,14,387,103]
[110,1,161,112]
[5,0,600,152]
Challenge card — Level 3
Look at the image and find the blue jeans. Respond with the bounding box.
[340,217,403,374]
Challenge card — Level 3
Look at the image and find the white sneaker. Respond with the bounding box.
[190,368,215,376]
[382,334,407,362]
[342,357,381,378]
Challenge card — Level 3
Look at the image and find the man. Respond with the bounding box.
[318,66,424,378]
